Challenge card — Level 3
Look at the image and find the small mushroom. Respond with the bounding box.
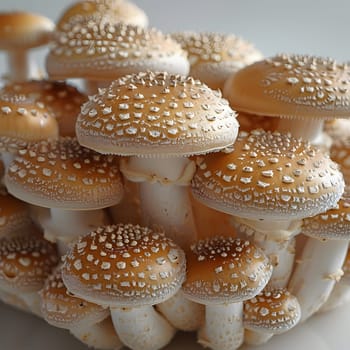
[182,236,272,350]
[61,224,186,350]
[40,267,123,349]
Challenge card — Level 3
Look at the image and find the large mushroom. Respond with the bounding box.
[76,71,239,249]
[0,11,54,81]
[5,137,123,252]
[223,54,350,148]
[182,236,272,350]
[40,267,123,349]
[192,129,345,289]
[61,223,186,350]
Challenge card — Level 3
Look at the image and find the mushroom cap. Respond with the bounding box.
[1,80,87,137]
[40,267,109,329]
[0,94,59,153]
[5,137,124,210]
[244,288,301,334]
[0,187,31,237]
[61,224,186,307]
[0,11,54,50]
[223,53,350,119]
[57,0,148,29]
[182,236,272,304]
[192,129,345,220]
[171,31,263,90]
[46,20,188,81]
[0,234,59,293]
[330,135,350,184]
[302,190,350,240]
[76,71,238,157]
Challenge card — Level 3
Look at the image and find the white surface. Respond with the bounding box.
[1,300,350,350]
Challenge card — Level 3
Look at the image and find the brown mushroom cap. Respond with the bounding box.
[57,0,148,29]
[46,20,188,81]
[0,94,59,153]
[192,129,344,220]
[0,11,54,50]
[0,234,58,293]
[224,54,350,119]
[302,190,350,240]
[40,267,109,329]
[244,288,301,334]
[0,80,87,137]
[182,236,272,304]
[76,71,238,157]
[171,31,263,90]
[0,187,31,237]
[61,224,186,307]
[5,137,124,209]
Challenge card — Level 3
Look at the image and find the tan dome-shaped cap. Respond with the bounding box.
[224,54,350,119]
[76,71,238,157]
[192,129,345,220]
[46,20,188,81]
[40,267,109,329]
[302,190,350,240]
[1,80,87,137]
[0,234,58,293]
[171,31,263,90]
[0,11,54,50]
[0,94,59,153]
[62,224,186,307]
[0,187,31,237]
[57,0,148,29]
[182,237,272,304]
[244,288,301,334]
[5,137,123,209]
[330,135,350,184]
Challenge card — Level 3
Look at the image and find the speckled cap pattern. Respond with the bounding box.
[192,129,345,220]
[224,54,350,119]
[182,237,272,304]
[76,71,238,157]
[5,137,123,209]
[62,224,186,307]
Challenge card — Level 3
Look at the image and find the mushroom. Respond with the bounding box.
[0,93,59,169]
[40,267,123,350]
[76,71,239,249]
[192,129,345,289]
[171,31,263,90]
[0,80,88,137]
[61,223,186,350]
[56,0,148,29]
[0,187,32,238]
[0,11,54,81]
[5,137,123,253]
[0,233,59,316]
[182,236,272,350]
[289,190,350,322]
[223,54,350,148]
[46,19,189,94]
[243,288,301,345]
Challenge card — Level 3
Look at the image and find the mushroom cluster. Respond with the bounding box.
[0,1,349,350]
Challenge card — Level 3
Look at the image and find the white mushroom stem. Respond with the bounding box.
[232,217,301,288]
[198,303,244,350]
[244,329,273,345]
[15,291,42,317]
[0,289,30,313]
[40,208,109,249]
[156,290,205,331]
[110,305,176,350]
[288,237,348,322]
[319,280,350,313]
[121,157,198,249]
[70,317,124,350]
[6,50,30,82]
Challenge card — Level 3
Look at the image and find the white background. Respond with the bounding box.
[0,1,350,349]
